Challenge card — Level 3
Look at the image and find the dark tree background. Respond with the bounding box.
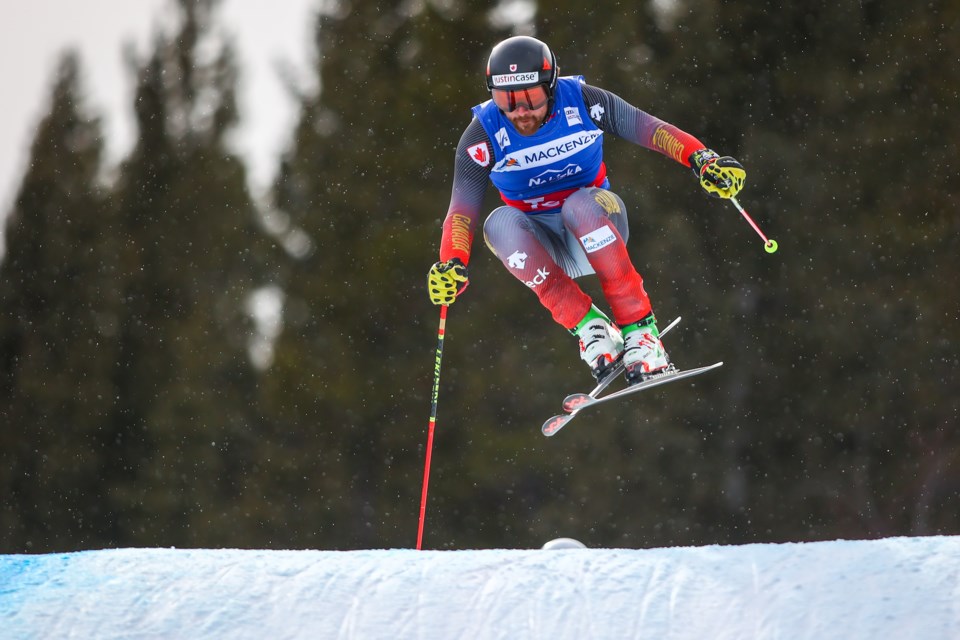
[2,0,957,552]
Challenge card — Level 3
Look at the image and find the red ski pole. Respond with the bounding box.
[730,196,778,254]
[417,304,448,550]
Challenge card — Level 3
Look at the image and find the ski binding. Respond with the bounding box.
[541,316,721,437]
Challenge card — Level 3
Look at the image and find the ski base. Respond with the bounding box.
[542,361,723,437]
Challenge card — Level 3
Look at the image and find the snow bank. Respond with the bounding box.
[2,536,959,639]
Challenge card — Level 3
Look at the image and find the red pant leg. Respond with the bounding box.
[560,188,652,326]
[483,207,592,329]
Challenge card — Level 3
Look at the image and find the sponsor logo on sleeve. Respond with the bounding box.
[652,126,685,163]
[589,103,605,122]
[593,190,622,215]
[467,142,491,167]
[579,225,618,253]
[449,213,472,254]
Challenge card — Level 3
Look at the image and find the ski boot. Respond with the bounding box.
[573,306,623,382]
[622,315,671,385]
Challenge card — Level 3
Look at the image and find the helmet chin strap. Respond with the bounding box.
[540,96,555,127]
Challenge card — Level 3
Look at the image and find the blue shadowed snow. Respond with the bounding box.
[2,537,960,639]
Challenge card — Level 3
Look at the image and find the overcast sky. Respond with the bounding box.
[0,0,318,251]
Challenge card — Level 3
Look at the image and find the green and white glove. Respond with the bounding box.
[427,258,469,306]
[690,149,746,199]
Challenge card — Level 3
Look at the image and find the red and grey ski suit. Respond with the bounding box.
[439,77,706,329]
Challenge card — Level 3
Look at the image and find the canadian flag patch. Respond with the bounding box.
[467,142,491,167]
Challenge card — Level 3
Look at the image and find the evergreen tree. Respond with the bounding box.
[4,0,957,553]
[529,0,960,545]
[0,54,123,550]
[264,0,519,548]
[107,0,278,547]
[2,0,280,551]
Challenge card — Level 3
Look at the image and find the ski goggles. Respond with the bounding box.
[491,84,549,113]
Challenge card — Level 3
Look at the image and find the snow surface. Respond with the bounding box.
[2,536,959,639]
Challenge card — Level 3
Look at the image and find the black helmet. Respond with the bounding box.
[485,36,558,96]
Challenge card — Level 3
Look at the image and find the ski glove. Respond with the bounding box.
[427,258,469,306]
[690,149,746,199]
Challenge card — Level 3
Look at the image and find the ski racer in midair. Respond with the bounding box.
[427,36,746,385]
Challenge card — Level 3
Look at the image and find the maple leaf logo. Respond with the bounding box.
[467,142,490,167]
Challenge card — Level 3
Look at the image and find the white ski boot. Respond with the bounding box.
[574,309,624,382]
[622,318,670,385]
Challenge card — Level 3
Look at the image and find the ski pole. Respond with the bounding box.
[729,196,778,254]
[417,304,448,550]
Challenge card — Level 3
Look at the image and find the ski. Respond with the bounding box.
[541,410,580,437]
[561,361,723,413]
[542,362,722,436]
[540,316,681,438]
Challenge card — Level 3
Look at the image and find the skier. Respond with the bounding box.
[427,36,746,385]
